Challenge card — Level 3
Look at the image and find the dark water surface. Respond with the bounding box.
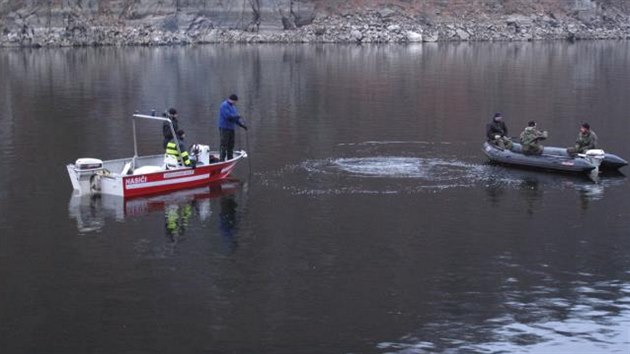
[1,43,630,353]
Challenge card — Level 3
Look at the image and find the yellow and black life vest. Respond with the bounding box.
[165,141,191,167]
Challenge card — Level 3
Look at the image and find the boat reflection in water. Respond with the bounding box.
[483,167,625,212]
[68,179,243,240]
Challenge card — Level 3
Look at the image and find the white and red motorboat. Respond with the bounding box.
[66,113,247,198]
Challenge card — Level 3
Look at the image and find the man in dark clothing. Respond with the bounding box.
[218,94,247,161]
[163,108,180,148]
[486,112,513,150]
[567,123,598,156]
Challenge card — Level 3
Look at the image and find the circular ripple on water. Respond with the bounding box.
[259,156,490,195]
[308,156,483,180]
[258,153,624,197]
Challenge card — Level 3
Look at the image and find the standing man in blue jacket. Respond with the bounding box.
[218,94,247,161]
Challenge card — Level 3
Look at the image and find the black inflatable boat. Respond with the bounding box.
[483,142,627,173]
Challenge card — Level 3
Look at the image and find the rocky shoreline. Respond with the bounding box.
[2,9,629,47]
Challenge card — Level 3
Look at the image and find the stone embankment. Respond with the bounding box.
[1,7,629,47]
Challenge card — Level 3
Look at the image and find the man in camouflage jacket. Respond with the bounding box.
[520,120,548,155]
[567,123,598,156]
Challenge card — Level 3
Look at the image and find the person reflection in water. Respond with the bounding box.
[520,178,543,216]
[164,203,193,247]
[218,195,239,254]
[484,180,506,206]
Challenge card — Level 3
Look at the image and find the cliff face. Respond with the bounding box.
[1,0,629,46]
[0,1,316,30]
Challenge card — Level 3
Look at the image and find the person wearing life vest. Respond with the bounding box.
[165,129,192,168]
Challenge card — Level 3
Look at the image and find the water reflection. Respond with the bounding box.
[218,194,240,255]
[68,179,242,237]
[4,42,630,353]
[519,178,544,216]
[164,202,194,248]
[483,167,626,212]
[378,253,630,353]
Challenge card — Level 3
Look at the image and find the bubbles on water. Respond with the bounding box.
[338,140,452,146]
[258,155,492,195]
[305,156,485,181]
[332,157,426,178]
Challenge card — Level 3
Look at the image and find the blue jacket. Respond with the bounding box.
[218,100,241,130]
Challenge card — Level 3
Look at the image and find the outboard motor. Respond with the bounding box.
[190,144,211,165]
[68,158,104,194]
[583,149,606,170]
[582,149,606,180]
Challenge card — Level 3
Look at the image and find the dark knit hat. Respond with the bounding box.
[528,120,537,127]
[581,122,590,130]
[229,94,239,101]
[494,112,503,118]
[168,108,177,115]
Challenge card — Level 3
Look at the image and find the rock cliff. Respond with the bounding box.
[1,0,629,46]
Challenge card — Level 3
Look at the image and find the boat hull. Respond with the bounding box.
[68,151,246,198]
[600,154,628,170]
[483,142,596,173]
[525,144,627,171]
[121,159,240,198]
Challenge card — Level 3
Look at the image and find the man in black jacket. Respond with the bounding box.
[486,112,512,150]
[162,108,180,148]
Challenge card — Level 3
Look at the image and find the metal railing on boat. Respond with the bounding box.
[131,113,181,171]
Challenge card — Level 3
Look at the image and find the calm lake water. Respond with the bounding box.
[1,42,630,353]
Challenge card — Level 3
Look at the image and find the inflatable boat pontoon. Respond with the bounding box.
[483,142,627,173]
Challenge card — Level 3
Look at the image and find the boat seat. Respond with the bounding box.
[133,165,163,175]
[164,154,180,170]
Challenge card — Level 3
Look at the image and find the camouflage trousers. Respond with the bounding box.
[523,143,544,155]
[491,136,513,150]
[566,145,586,156]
